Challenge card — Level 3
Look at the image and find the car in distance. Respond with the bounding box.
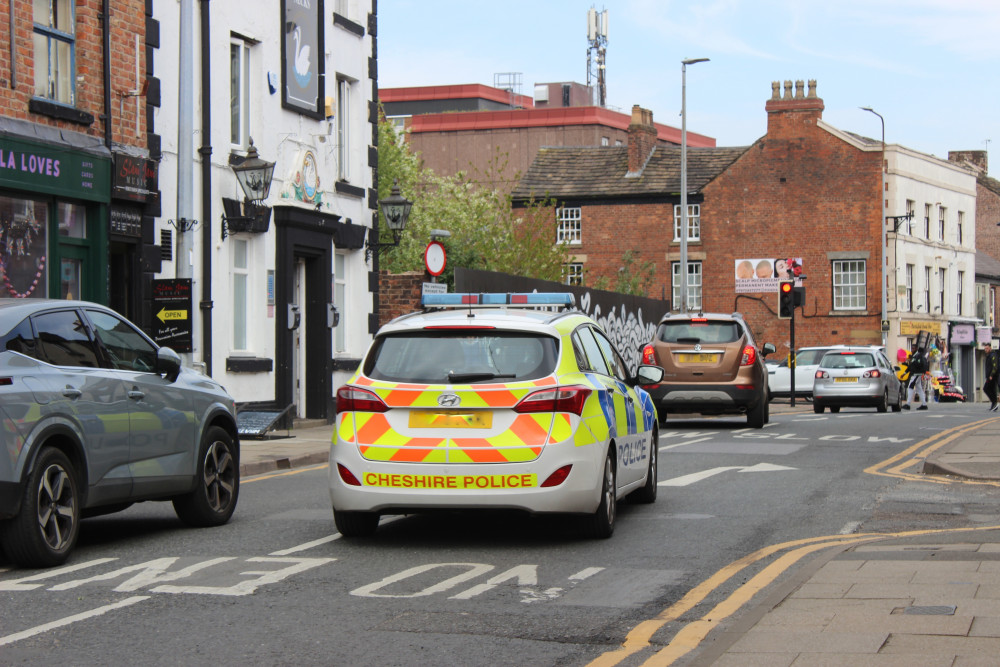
[640,312,776,428]
[0,299,240,568]
[812,346,903,413]
[767,345,850,400]
[330,292,664,539]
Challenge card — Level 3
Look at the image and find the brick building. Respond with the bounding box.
[0,0,156,322]
[514,80,980,388]
[381,83,715,191]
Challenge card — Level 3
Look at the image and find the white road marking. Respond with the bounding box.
[0,558,118,591]
[569,567,604,581]
[839,521,863,535]
[270,535,341,556]
[660,436,714,451]
[660,463,796,487]
[0,596,149,647]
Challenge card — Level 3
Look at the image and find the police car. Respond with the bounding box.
[330,293,663,538]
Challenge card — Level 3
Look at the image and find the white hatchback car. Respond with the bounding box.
[330,292,663,539]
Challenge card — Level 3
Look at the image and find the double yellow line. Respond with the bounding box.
[592,416,1000,666]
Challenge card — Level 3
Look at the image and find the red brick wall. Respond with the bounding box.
[378,271,426,327]
[0,0,147,148]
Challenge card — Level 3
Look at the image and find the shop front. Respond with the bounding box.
[0,132,111,302]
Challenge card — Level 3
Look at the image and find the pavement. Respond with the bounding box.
[240,403,1000,665]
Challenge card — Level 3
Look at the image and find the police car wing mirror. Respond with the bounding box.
[634,364,664,386]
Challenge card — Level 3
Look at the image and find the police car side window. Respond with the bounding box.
[575,326,612,376]
[591,328,629,382]
[570,331,589,371]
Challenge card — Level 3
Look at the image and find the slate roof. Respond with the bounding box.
[511,144,750,202]
[977,251,1000,281]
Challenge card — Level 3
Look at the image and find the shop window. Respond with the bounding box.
[32,0,76,105]
[334,252,347,353]
[0,196,49,299]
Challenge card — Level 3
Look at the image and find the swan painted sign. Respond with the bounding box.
[281,0,325,119]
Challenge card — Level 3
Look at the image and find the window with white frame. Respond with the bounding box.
[957,270,964,316]
[923,203,931,238]
[232,239,249,350]
[939,267,947,315]
[938,206,946,241]
[557,207,582,244]
[671,261,702,311]
[904,200,915,235]
[33,0,76,105]
[334,252,347,353]
[957,211,964,245]
[903,263,913,312]
[563,262,583,286]
[673,204,700,242]
[833,259,866,311]
[923,266,931,312]
[230,37,252,147]
[337,77,354,181]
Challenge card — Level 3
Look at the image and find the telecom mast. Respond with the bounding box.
[586,7,608,107]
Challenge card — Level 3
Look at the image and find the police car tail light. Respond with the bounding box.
[641,344,656,365]
[514,386,591,415]
[337,464,363,486]
[541,465,572,487]
[336,385,389,414]
[740,345,757,366]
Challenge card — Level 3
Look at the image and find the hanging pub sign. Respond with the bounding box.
[151,278,193,352]
[112,154,158,202]
[281,0,325,119]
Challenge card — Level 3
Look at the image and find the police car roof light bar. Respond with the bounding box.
[421,292,575,309]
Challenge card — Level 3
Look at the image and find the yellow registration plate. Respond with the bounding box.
[677,353,719,363]
[409,410,492,429]
[834,377,858,383]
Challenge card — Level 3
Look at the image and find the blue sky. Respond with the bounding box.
[378,0,998,167]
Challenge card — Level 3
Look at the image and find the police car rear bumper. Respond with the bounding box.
[328,439,607,515]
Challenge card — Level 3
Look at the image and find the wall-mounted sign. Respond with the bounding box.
[112,154,158,202]
[109,206,143,238]
[281,0,325,119]
[950,322,975,345]
[0,136,110,202]
[734,257,804,293]
[151,279,193,352]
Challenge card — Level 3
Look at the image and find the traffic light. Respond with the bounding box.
[793,285,806,308]
[778,280,794,319]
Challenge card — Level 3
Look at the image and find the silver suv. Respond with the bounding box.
[0,299,240,568]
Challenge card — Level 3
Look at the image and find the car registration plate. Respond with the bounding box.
[834,377,858,383]
[409,410,492,429]
[678,353,719,363]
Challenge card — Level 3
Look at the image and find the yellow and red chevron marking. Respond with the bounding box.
[348,376,558,409]
[342,412,556,463]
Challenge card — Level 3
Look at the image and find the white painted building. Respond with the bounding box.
[882,143,979,390]
[152,1,377,422]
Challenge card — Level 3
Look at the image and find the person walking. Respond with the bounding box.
[904,348,930,410]
[984,342,1000,411]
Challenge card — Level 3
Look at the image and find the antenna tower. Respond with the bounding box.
[586,7,608,107]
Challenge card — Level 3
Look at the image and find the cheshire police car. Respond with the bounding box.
[330,293,664,539]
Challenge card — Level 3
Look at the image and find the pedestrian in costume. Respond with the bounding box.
[984,342,1000,411]
[903,349,929,410]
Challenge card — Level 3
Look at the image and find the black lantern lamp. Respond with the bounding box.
[366,180,412,260]
[222,138,275,240]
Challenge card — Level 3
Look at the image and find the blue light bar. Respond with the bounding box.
[421,292,575,308]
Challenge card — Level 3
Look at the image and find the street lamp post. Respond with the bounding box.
[861,106,887,347]
[680,57,709,313]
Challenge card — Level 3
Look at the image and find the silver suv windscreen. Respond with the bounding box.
[821,353,875,369]
[657,321,742,344]
[364,332,559,384]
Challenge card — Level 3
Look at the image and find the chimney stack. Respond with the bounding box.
[948,150,988,175]
[627,105,657,175]
[765,79,824,138]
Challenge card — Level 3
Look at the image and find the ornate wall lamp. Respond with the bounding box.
[222,138,275,240]
[366,180,412,261]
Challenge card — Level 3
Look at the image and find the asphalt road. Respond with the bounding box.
[2,402,994,666]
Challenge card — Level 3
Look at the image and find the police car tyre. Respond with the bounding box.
[633,429,658,504]
[173,426,239,527]
[334,510,379,537]
[877,389,889,413]
[582,451,616,539]
[1,447,80,568]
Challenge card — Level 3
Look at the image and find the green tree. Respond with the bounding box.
[377,113,567,288]
[591,250,658,296]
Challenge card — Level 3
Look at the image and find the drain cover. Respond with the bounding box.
[903,605,957,615]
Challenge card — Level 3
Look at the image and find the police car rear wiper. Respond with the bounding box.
[448,371,517,383]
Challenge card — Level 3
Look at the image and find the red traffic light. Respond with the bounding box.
[779,281,793,294]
